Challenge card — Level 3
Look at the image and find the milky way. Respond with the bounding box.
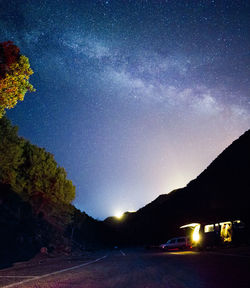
[1,0,249,219]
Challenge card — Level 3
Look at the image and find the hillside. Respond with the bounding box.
[112,129,250,245]
[0,181,110,268]
[0,118,108,268]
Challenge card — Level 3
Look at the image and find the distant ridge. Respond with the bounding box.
[113,129,250,244]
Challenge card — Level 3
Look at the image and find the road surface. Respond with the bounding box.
[0,247,250,287]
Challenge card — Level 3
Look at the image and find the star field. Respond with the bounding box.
[0,0,249,219]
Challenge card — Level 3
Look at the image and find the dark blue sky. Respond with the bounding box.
[1,0,249,219]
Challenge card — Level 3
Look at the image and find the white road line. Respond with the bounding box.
[2,255,107,288]
[120,250,126,256]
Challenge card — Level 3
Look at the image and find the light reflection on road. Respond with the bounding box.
[167,251,198,255]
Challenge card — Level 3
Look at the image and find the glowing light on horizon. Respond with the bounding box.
[114,210,124,219]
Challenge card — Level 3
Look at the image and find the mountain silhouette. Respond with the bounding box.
[112,129,250,244]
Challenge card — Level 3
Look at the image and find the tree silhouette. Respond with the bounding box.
[0,117,75,208]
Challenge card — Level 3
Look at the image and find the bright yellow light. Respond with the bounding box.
[193,231,200,242]
[180,223,200,229]
[192,225,201,242]
[114,211,123,219]
[180,223,201,243]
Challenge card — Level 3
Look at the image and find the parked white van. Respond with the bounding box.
[160,236,191,251]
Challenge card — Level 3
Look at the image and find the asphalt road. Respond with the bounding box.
[0,247,250,288]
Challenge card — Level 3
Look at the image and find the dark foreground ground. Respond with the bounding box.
[0,246,250,288]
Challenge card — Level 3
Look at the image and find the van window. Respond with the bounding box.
[177,238,185,243]
[205,224,214,233]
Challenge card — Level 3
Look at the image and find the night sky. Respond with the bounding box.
[1,0,249,219]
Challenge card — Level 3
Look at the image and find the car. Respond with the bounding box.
[160,236,191,251]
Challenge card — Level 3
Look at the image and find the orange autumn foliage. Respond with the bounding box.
[0,41,35,118]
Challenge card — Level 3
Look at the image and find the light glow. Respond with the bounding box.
[180,223,200,229]
[204,224,214,233]
[192,224,201,242]
[114,210,124,219]
[180,223,201,243]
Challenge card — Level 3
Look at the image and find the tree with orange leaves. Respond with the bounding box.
[0,41,35,118]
